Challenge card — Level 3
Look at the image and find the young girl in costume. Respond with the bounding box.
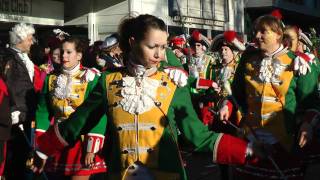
[35,37,107,180]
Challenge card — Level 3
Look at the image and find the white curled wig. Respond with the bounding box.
[9,23,35,45]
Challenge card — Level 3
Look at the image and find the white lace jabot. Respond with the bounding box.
[119,76,160,114]
[258,45,287,83]
[120,60,160,114]
[53,63,81,99]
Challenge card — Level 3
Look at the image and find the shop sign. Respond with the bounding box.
[173,15,224,27]
[0,13,24,21]
[0,0,31,15]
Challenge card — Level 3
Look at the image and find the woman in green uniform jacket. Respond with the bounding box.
[32,14,262,180]
[219,15,320,179]
[35,37,107,179]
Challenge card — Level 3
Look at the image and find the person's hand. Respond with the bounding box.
[211,82,221,93]
[219,105,229,123]
[299,122,313,148]
[173,49,184,58]
[30,151,47,174]
[84,152,95,168]
[11,110,20,125]
[164,67,188,87]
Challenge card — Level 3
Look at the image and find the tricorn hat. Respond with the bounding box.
[170,35,186,47]
[210,30,245,52]
[189,30,210,48]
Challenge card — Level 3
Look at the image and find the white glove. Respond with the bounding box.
[306,52,316,65]
[173,49,184,58]
[294,54,313,76]
[219,105,229,122]
[164,68,188,87]
[36,151,48,160]
[211,81,221,93]
[11,110,20,125]
[81,68,101,82]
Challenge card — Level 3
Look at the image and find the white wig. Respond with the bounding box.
[9,23,35,45]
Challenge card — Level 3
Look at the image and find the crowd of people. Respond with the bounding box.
[0,9,320,180]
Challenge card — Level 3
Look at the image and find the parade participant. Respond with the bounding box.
[46,29,69,73]
[187,30,213,79]
[0,23,43,180]
[0,77,10,180]
[284,26,320,178]
[198,31,245,180]
[283,26,299,52]
[207,31,245,101]
[284,26,316,76]
[170,35,188,64]
[35,37,107,180]
[184,30,219,125]
[219,15,320,179]
[39,39,62,75]
[97,33,123,70]
[31,14,266,180]
[49,44,62,72]
[297,29,313,54]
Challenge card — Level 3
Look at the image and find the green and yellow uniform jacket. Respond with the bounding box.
[186,54,217,91]
[184,54,218,107]
[37,66,251,180]
[210,53,241,97]
[163,48,184,68]
[231,46,320,149]
[35,64,107,155]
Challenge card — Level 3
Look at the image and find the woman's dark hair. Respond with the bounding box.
[118,14,167,57]
[62,37,86,54]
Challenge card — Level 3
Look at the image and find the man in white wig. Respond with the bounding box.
[0,23,42,179]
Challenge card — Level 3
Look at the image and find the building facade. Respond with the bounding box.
[64,0,245,43]
[0,0,64,46]
[0,0,64,25]
[0,0,245,44]
[245,0,320,33]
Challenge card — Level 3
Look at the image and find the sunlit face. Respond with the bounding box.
[62,42,82,69]
[131,29,168,68]
[52,48,61,64]
[221,46,234,64]
[255,25,281,53]
[193,42,205,57]
[17,34,34,53]
[284,28,298,51]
